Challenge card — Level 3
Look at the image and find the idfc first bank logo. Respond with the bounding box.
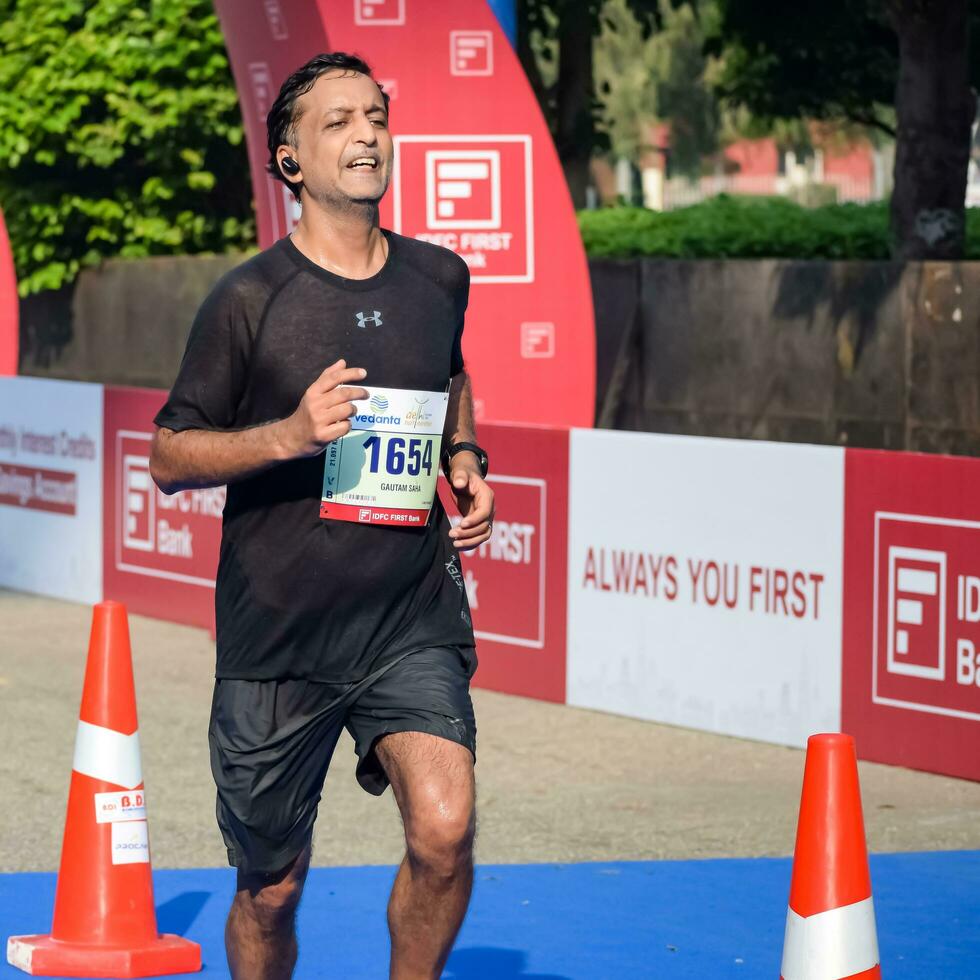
[116,430,224,587]
[873,512,980,721]
[449,475,545,649]
[393,135,534,283]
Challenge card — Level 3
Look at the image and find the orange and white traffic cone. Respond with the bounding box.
[6,601,201,977]
[780,733,880,980]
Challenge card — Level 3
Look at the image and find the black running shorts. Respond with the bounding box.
[208,646,477,875]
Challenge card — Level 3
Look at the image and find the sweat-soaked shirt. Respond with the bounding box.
[155,231,475,681]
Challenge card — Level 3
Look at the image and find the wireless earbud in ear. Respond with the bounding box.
[280,157,300,176]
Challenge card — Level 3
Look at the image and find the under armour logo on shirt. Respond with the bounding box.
[355,310,382,328]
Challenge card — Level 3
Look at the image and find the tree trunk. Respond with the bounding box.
[555,0,595,209]
[890,0,974,259]
[516,0,550,120]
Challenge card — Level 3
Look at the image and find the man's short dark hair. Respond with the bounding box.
[266,52,390,201]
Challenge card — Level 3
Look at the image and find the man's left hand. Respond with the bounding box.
[448,454,494,551]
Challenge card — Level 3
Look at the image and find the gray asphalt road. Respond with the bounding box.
[3,590,980,872]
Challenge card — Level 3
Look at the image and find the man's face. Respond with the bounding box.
[287,69,393,208]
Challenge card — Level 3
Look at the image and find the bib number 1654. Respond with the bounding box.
[362,434,435,477]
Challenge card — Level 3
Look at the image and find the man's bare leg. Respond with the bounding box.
[225,843,312,980]
[375,732,476,980]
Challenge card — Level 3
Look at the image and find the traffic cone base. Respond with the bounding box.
[7,933,201,978]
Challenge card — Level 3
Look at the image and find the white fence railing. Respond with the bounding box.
[661,174,879,210]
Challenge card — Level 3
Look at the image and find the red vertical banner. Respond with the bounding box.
[103,387,221,631]
[214,0,596,429]
[0,207,17,375]
[842,448,980,780]
[212,1,329,248]
[439,423,569,703]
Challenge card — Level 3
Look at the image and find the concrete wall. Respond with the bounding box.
[18,254,980,456]
[592,259,980,456]
[18,252,248,388]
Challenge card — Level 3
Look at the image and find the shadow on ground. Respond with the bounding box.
[156,890,211,937]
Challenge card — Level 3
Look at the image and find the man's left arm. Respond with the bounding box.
[444,371,494,551]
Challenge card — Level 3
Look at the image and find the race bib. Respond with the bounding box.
[320,386,448,527]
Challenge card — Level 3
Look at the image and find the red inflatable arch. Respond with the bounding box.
[0,207,17,375]
[214,0,595,428]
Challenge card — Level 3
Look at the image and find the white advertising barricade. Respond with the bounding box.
[5,371,980,785]
[0,377,103,602]
[566,430,845,747]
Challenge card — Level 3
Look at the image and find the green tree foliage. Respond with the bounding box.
[522,0,732,192]
[596,0,720,178]
[647,4,720,176]
[706,1,900,138]
[0,0,254,296]
[592,1,655,163]
[518,0,682,204]
[707,0,979,258]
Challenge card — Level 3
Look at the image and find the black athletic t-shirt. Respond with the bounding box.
[155,231,475,681]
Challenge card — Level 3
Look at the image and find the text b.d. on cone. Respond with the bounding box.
[6,601,201,977]
[780,733,880,980]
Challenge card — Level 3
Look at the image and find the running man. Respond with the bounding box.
[149,53,493,980]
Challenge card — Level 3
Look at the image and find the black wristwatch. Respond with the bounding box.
[442,441,489,479]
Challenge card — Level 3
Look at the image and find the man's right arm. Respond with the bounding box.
[150,359,368,495]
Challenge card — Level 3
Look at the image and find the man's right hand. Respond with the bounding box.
[150,360,369,493]
[278,359,369,459]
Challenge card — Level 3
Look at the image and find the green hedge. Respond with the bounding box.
[578,196,980,260]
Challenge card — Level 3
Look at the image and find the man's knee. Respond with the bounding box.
[243,878,303,931]
[405,799,475,879]
[235,851,309,933]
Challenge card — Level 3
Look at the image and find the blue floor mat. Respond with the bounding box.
[3,852,979,978]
